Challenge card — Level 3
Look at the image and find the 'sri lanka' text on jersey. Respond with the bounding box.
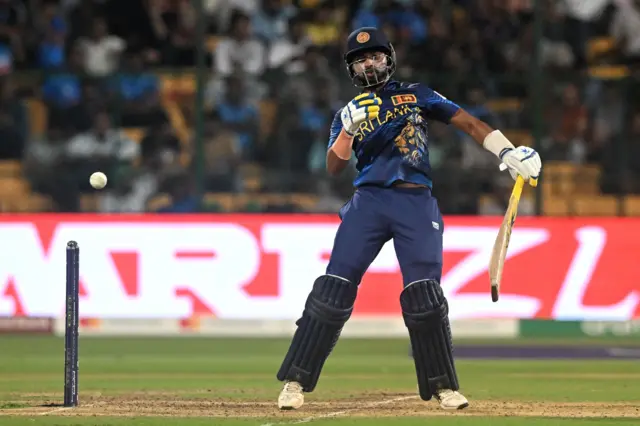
[328,80,461,189]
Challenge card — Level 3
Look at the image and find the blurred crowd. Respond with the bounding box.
[0,0,639,214]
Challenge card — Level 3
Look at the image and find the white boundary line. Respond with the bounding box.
[260,395,418,426]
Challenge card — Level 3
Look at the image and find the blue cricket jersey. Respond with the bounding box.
[327,80,461,188]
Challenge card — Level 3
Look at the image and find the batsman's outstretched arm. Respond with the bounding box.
[449,109,495,144]
[450,109,542,185]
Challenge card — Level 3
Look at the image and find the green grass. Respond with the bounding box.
[0,336,638,425]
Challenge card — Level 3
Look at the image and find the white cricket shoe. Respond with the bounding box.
[278,381,304,410]
[435,389,469,410]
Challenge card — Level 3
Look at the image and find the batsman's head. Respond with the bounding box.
[344,27,396,89]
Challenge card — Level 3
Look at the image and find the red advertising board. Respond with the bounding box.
[0,214,638,320]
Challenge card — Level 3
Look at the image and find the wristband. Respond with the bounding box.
[483,130,515,159]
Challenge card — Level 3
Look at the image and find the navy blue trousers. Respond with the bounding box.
[326,186,444,286]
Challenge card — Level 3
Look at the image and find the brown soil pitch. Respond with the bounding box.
[1,393,638,419]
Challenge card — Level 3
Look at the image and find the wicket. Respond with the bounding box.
[64,240,79,407]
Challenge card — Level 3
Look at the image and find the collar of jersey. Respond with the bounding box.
[363,80,398,95]
[379,80,398,93]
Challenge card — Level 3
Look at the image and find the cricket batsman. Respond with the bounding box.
[276,27,542,411]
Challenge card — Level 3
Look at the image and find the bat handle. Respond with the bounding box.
[499,164,536,187]
[511,175,525,199]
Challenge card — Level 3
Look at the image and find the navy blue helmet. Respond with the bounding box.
[344,27,396,88]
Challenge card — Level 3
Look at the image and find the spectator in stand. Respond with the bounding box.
[543,83,589,164]
[214,0,260,34]
[202,120,242,191]
[66,110,139,192]
[294,77,338,173]
[35,0,67,65]
[540,1,575,70]
[280,45,338,106]
[212,74,259,161]
[215,11,266,77]
[0,0,26,68]
[0,42,11,75]
[97,120,182,213]
[76,17,126,78]
[610,0,640,66]
[24,125,79,211]
[267,16,312,75]
[252,0,297,44]
[41,45,88,131]
[590,84,624,159]
[110,51,166,127]
[66,0,103,43]
[305,1,341,50]
[463,87,501,129]
[268,45,338,171]
[147,0,197,66]
[139,121,181,166]
[207,10,267,108]
[157,169,201,213]
[601,111,640,194]
[0,76,26,159]
[98,159,176,214]
[352,0,427,45]
[0,0,638,215]
[37,23,66,70]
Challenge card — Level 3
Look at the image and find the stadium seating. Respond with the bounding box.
[588,65,630,80]
[587,37,617,63]
[146,193,173,212]
[623,196,640,217]
[25,98,47,136]
[0,160,22,177]
[80,194,99,212]
[7,24,638,216]
[485,98,523,113]
[573,195,619,216]
[542,197,570,217]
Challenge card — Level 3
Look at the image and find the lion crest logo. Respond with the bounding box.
[393,112,427,166]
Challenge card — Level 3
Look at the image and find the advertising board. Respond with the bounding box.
[0,215,638,320]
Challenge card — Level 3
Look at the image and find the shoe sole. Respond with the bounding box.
[440,402,469,410]
[278,402,303,410]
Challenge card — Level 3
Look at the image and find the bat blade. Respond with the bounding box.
[489,176,525,302]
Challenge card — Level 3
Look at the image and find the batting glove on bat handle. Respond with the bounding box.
[499,163,538,187]
[499,146,541,187]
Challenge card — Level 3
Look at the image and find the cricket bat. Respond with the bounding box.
[489,172,537,303]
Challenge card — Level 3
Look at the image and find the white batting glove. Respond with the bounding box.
[499,146,542,186]
[340,93,382,136]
